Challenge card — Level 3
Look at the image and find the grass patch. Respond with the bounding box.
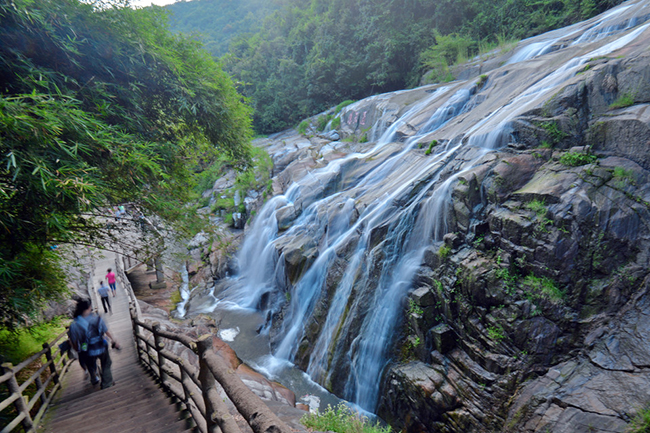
[170,289,182,305]
[610,93,634,109]
[301,404,392,433]
[439,244,451,259]
[0,316,68,364]
[628,406,650,433]
[331,116,341,130]
[612,166,636,188]
[425,140,438,155]
[559,151,597,167]
[525,199,546,218]
[522,275,564,303]
[335,100,355,114]
[476,74,488,89]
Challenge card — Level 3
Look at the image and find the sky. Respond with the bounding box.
[130,0,178,7]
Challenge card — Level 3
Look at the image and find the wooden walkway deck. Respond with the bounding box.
[41,250,191,433]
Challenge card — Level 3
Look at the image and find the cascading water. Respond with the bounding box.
[189,0,650,414]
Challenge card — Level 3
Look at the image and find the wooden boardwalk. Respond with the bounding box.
[41,250,190,433]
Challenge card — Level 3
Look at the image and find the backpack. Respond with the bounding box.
[70,314,107,357]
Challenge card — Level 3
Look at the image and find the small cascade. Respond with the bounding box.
[173,265,190,318]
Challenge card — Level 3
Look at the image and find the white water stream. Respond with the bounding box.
[185,0,650,414]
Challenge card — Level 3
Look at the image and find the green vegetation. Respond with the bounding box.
[302,404,392,433]
[612,166,636,188]
[526,199,547,217]
[425,140,438,155]
[317,114,334,131]
[522,275,564,303]
[476,74,488,89]
[439,244,452,259]
[167,0,281,57]
[487,325,506,342]
[335,100,356,114]
[297,120,309,135]
[539,121,568,145]
[0,0,252,329]
[408,299,424,317]
[211,0,622,133]
[0,316,67,364]
[331,117,342,130]
[559,152,598,167]
[628,406,650,433]
[610,93,635,109]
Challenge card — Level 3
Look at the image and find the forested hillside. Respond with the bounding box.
[166,0,283,56]
[0,0,252,329]
[167,0,625,133]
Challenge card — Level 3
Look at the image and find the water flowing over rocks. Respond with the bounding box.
[184,2,650,431]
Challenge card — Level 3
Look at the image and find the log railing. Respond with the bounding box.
[0,331,74,433]
[115,255,291,433]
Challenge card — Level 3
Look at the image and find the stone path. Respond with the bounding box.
[41,249,190,433]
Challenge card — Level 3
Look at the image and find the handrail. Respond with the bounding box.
[116,254,292,433]
[0,330,74,433]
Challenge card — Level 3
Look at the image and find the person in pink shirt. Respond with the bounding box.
[106,268,117,297]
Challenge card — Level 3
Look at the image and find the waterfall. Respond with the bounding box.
[194,0,650,414]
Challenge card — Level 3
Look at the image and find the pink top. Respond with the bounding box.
[106,271,116,284]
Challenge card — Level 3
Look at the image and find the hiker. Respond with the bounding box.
[68,299,120,389]
[98,281,112,314]
[106,268,117,297]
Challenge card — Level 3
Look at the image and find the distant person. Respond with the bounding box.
[98,281,112,314]
[68,299,120,389]
[106,268,117,297]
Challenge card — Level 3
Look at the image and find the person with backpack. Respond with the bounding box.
[68,299,120,389]
[98,281,112,314]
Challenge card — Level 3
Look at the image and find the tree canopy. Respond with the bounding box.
[0,0,252,328]
[167,0,623,134]
[166,0,283,57]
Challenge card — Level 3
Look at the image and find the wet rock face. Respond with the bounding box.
[375,54,650,432]
[184,8,650,432]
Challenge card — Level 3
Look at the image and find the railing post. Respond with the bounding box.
[34,376,47,405]
[196,336,218,433]
[130,307,143,362]
[42,342,59,385]
[152,322,167,386]
[2,362,34,432]
[196,335,242,433]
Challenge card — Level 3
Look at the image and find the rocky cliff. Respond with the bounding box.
[185,2,650,431]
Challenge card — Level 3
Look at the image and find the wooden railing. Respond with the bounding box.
[0,331,74,433]
[115,256,291,433]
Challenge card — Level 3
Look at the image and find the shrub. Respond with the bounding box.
[335,100,355,114]
[559,152,597,167]
[439,244,451,259]
[301,404,392,433]
[522,275,564,303]
[316,114,333,131]
[487,325,505,342]
[539,121,568,145]
[331,116,341,129]
[297,120,309,134]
